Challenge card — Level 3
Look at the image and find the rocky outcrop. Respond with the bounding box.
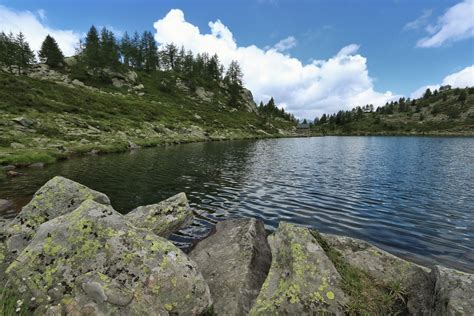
[432,265,474,315]
[125,192,193,238]
[4,176,110,258]
[6,200,212,315]
[241,88,258,113]
[251,222,348,315]
[322,233,433,314]
[190,218,272,315]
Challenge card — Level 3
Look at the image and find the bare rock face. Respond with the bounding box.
[251,222,348,315]
[322,233,433,315]
[190,218,272,315]
[431,265,474,315]
[6,200,212,315]
[240,88,258,113]
[4,176,111,258]
[125,192,193,238]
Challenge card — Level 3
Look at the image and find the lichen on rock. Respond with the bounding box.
[250,222,348,315]
[125,192,193,238]
[6,199,212,315]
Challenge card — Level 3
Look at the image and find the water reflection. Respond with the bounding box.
[0,137,473,272]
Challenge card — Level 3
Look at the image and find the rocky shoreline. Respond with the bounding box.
[1,177,473,315]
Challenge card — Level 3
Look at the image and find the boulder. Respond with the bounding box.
[432,265,474,315]
[5,200,212,315]
[4,176,110,258]
[0,199,13,212]
[190,218,272,315]
[29,162,45,168]
[322,233,433,314]
[12,117,34,128]
[125,192,193,238]
[240,88,258,113]
[251,222,348,315]
[1,165,16,171]
[10,142,26,149]
[6,170,26,177]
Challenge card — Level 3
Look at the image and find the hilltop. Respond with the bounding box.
[0,28,297,168]
[311,86,474,136]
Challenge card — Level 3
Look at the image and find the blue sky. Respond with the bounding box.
[1,0,473,118]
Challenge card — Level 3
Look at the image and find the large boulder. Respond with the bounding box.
[432,265,474,315]
[4,176,110,258]
[190,218,272,315]
[6,200,212,315]
[125,192,193,238]
[251,222,348,315]
[322,233,433,314]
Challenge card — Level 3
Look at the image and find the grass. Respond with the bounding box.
[310,230,408,315]
[0,285,29,316]
[0,70,296,167]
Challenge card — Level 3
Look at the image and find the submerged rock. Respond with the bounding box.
[125,192,193,238]
[322,233,433,314]
[0,199,13,212]
[190,218,272,315]
[432,265,474,315]
[251,222,348,315]
[6,200,212,315]
[4,176,110,258]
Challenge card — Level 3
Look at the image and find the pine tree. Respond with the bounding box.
[141,31,158,72]
[225,60,243,86]
[130,31,143,69]
[100,27,120,68]
[120,32,132,67]
[39,35,64,68]
[14,32,35,74]
[83,26,101,69]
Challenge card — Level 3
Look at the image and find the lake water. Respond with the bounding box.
[1,136,473,272]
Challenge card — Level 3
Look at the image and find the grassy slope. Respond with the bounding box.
[0,70,296,167]
[312,88,474,136]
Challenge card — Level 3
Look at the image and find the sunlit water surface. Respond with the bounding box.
[1,137,473,271]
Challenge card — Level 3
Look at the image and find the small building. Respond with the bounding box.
[296,123,310,134]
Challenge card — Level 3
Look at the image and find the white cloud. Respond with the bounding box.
[416,0,474,47]
[403,9,432,31]
[153,9,397,118]
[410,65,474,98]
[272,36,297,52]
[0,5,80,56]
[37,9,46,21]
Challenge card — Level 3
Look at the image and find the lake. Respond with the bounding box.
[1,136,473,272]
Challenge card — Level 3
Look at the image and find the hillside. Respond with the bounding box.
[311,86,474,136]
[0,65,296,168]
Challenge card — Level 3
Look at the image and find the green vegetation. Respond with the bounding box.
[0,28,297,167]
[311,86,474,136]
[0,286,29,315]
[310,230,408,315]
[0,32,35,74]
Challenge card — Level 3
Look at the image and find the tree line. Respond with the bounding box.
[258,97,296,122]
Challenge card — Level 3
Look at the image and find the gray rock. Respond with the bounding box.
[1,165,16,171]
[125,192,193,238]
[12,117,34,128]
[240,88,258,113]
[251,222,348,315]
[5,176,110,257]
[6,171,26,177]
[190,218,272,315]
[10,142,26,149]
[29,162,45,168]
[432,265,474,315]
[0,199,13,212]
[6,199,212,315]
[322,233,433,315]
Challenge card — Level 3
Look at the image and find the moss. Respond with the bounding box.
[309,229,408,315]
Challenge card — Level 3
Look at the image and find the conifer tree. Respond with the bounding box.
[141,31,159,72]
[100,27,120,68]
[39,35,64,68]
[14,32,35,74]
[83,26,101,69]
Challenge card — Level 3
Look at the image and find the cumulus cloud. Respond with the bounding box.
[416,0,474,47]
[153,9,397,118]
[272,36,297,52]
[410,65,474,98]
[0,5,80,56]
